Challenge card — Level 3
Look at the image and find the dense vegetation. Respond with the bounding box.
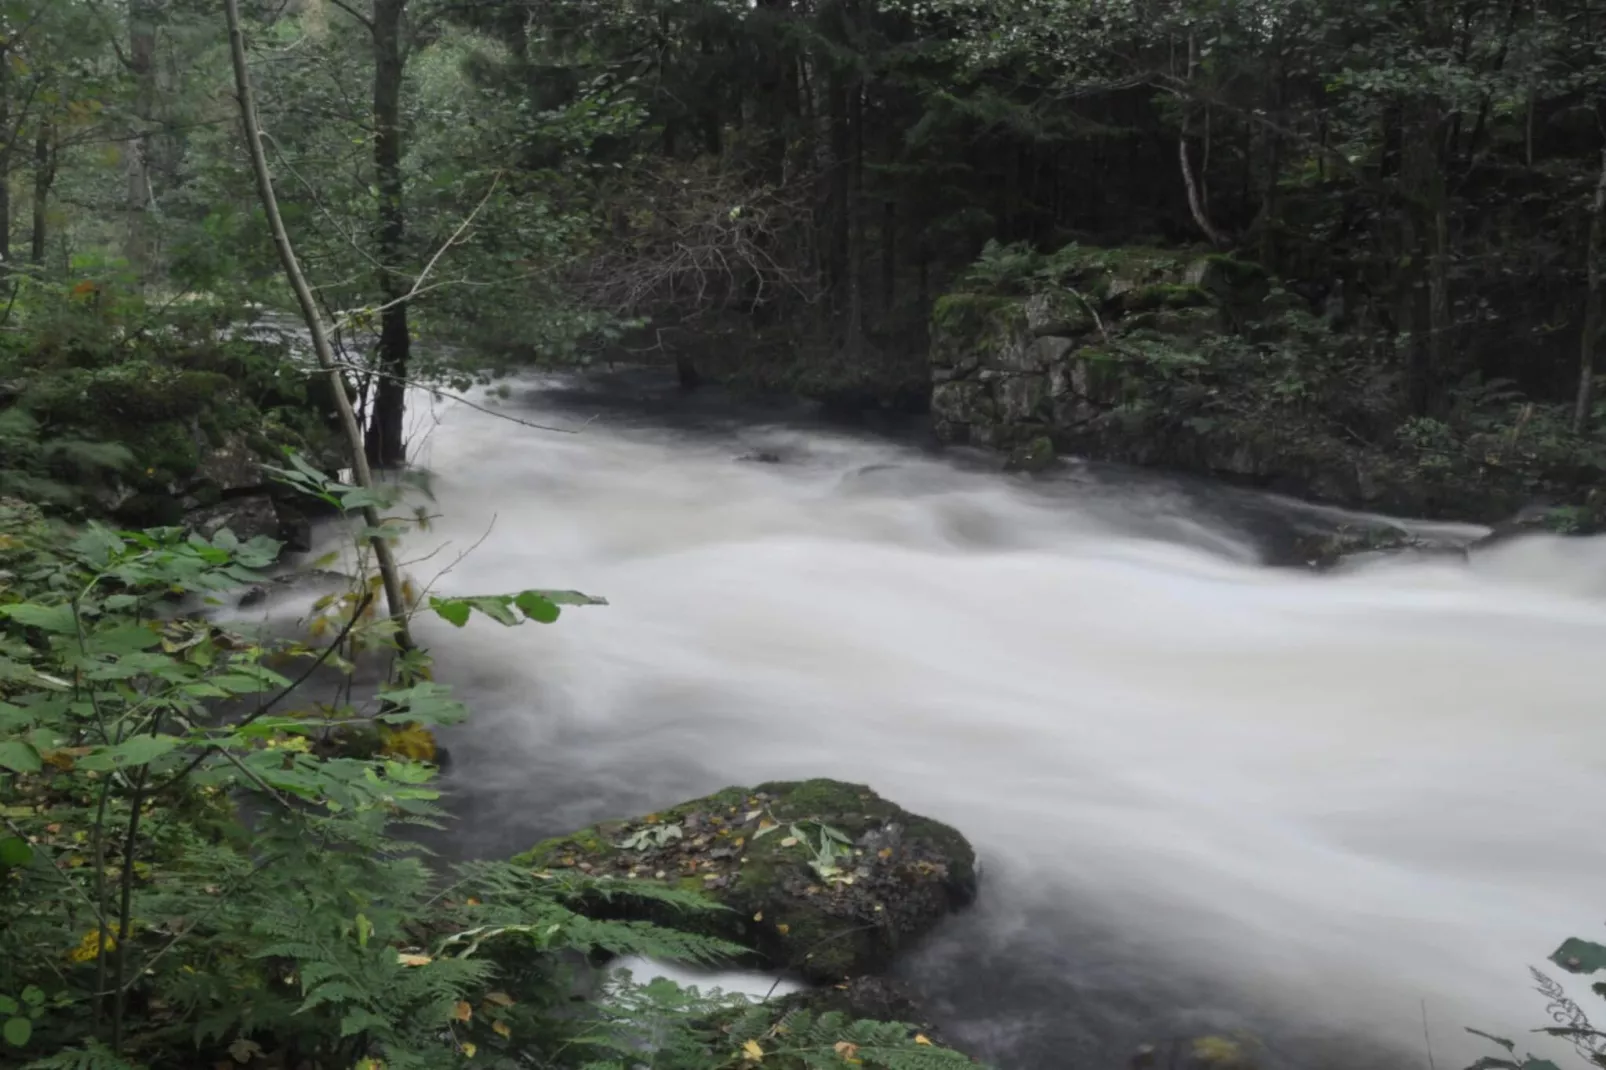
[2,0,1606,1066]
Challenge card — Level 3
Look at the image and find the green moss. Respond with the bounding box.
[1200,252,1268,286]
[510,779,977,982]
[931,293,1023,344]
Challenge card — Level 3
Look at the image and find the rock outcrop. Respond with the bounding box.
[931,245,1325,485]
[514,779,978,983]
[928,242,1606,523]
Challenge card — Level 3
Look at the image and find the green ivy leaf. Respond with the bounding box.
[0,741,42,773]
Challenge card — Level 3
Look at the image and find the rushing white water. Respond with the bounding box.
[283,376,1606,1068]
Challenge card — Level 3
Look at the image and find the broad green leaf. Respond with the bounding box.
[3,1017,30,1047]
[0,837,32,868]
[207,673,275,695]
[524,589,608,607]
[0,997,13,1016]
[77,735,182,771]
[376,681,467,725]
[339,487,397,512]
[0,603,77,634]
[1551,938,1606,974]
[18,988,41,1008]
[468,597,520,626]
[0,741,42,773]
[87,623,162,655]
[514,591,560,624]
[431,598,472,627]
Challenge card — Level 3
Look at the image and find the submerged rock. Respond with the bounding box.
[514,779,978,983]
[1287,523,1476,571]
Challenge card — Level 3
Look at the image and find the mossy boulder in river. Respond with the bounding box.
[513,779,978,983]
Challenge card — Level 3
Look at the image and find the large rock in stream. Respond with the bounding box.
[513,779,978,983]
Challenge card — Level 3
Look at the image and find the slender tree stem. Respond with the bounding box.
[223,0,413,650]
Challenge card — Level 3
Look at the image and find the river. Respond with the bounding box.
[281,369,1606,1070]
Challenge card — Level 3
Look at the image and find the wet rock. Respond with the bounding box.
[237,567,352,608]
[186,495,281,543]
[190,431,262,495]
[1467,499,1598,551]
[514,779,978,983]
[1287,523,1472,570]
[1004,435,1057,473]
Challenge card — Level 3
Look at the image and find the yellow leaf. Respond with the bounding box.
[834,1041,860,1060]
[914,1035,933,1046]
[461,1042,476,1058]
[741,1039,765,1062]
[877,847,893,859]
[452,1000,473,1022]
[483,991,514,1007]
[380,723,438,761]
[66,928,116,963]
[780,836,799,847]
[491,1020,511,1039]
[753,911,763,922]
[776,923,789,935]
[397,952,432,967]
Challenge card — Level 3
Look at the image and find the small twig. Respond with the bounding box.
[216,747,295,810]
[332,173,503,335]
[327,362,587,434]
[410,515,498,610]
[151,593,374,797]
[1421,999,1437,1070]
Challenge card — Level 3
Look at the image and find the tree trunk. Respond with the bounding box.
[223,0,413,649]
[127,0,158,284]
[1573,145,1606,434]
[1179,36,1228,248]
[1398,92,1448,417]
[0,42,10,276]
[31,120,56,266]
[843,78,865,357]
[367,0,411,469]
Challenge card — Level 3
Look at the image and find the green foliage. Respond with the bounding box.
[1466,934,1606,1070]
[0,468,979,1070]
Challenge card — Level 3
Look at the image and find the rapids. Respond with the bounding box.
[265,371,1606,1069]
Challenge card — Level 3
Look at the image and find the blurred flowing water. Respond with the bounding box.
[244,369,1606,1069]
